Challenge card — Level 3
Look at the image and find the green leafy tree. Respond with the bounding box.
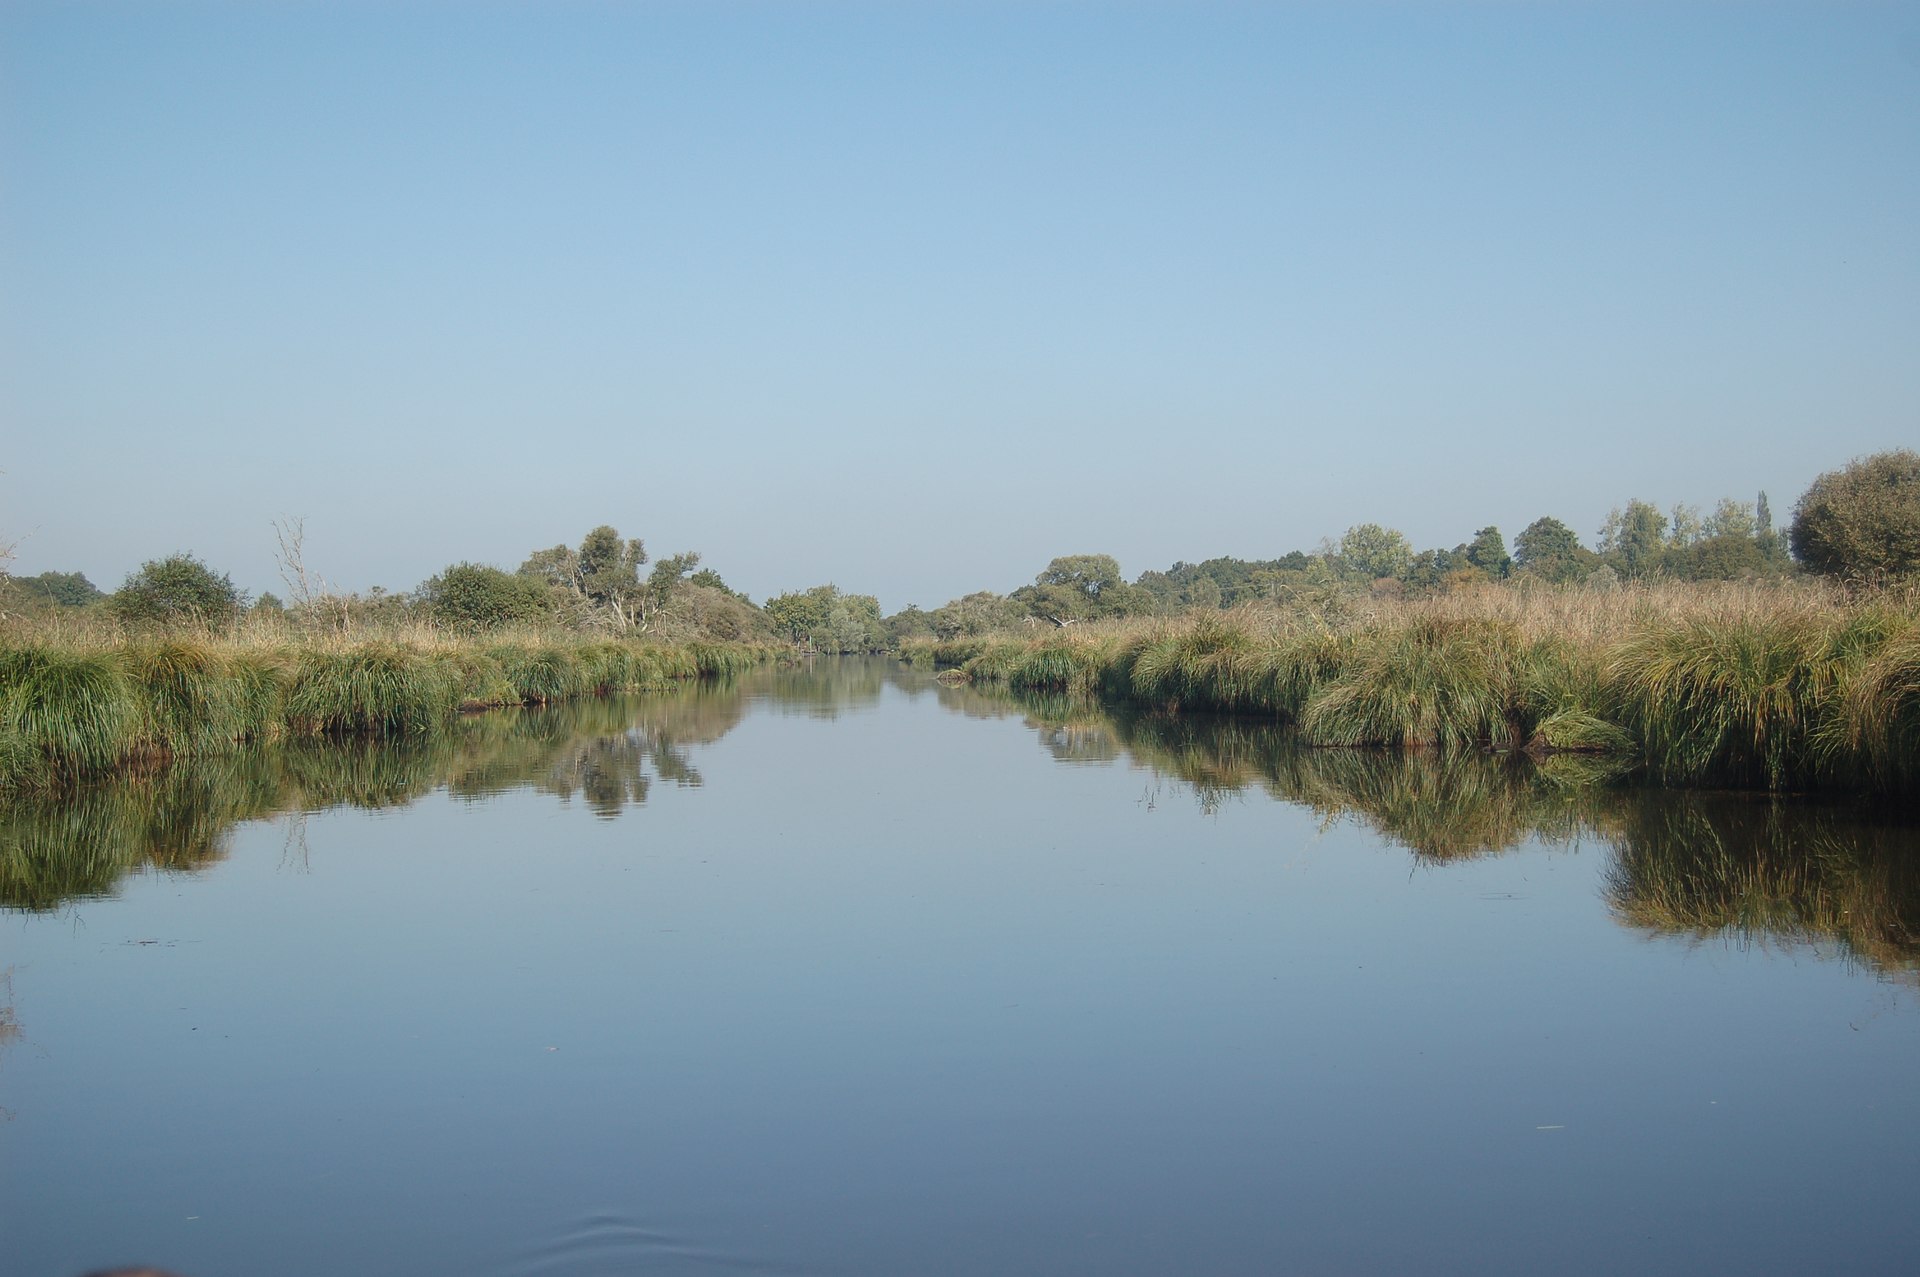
[1403,546,1468,592]
[928,590,1025,638]
[884,605,937,645]
[1336,524,1412,582]
[1464,526,1511,579]
[1598,500,1669,579]
[1671,498,1789,581]
[643,552,702,622]
[1013,554,1147,626]
[764,585,840,645]
[419,562,551,629]
[110,554,247,627]
[520,525,649,628]
[824,594,886,653]
[8,570,104,609]
[687,568,747,602]
[1789,450,1920,585]
[1512,517,1591,583]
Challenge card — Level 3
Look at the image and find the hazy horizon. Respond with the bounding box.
[4,2,1915,613]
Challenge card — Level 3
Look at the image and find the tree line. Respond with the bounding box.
[5,449,1916,649]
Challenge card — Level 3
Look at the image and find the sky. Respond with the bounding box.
[2,1,1915,612]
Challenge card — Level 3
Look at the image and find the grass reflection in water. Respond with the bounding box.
[988,688,1920,982]
[0,680,749,912]
[8,667,1918,987]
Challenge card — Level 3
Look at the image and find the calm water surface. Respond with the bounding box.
[3,659,1918,1276]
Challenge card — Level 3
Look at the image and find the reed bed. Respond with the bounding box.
[0,628,776,792]
[900,582,1920,795]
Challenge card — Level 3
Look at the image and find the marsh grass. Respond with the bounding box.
[1300,615,1525,749]
[0,646,139,785]
[0,627,773,791]
[907,582,1920,793]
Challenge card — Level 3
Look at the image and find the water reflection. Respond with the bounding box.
[751,655,894,718]
[7,663,1918,985]
[0,680,749,912]
[1600,794,1920,978]
[983,690,1920,982]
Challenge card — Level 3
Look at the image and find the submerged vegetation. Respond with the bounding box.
[903,582,1920,796]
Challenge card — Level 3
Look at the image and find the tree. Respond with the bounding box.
[1336,524,1412,582]
[110,554,246,627]
[521,525,649,629]
[1672,498,1781,581]
[643,551,702,623]
[1512,517,1590,583]
[1789,450,1920,585]
[764,585,840,646]
[1598,500,1668,579]
[1013,554,1147,626]
[928,590,1024,639]
[824,594,886,653]
[419,562,551,629]
[17,571,103,608]
[687,568,745,602]
[1464,526,1511,579]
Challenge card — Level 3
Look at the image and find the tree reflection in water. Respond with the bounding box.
[7,663,1917,985]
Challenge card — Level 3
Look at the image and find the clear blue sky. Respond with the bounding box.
[3,2,1915,610]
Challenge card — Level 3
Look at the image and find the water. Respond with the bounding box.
[4,659,1918,1276]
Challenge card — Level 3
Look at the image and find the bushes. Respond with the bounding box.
[1789,450,1920,585]
[110,554,245,628]
[420,563,552,629]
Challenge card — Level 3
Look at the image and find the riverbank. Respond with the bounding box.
[0,627,777,791]
[900,582,1920,796]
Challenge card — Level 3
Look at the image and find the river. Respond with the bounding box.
[4,658,1917,1276]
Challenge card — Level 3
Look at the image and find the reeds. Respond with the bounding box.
[908,583,1920,794]
[0,632,771,792]
[0,646,139,785]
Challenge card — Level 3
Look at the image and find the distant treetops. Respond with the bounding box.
[5,450,1916,639]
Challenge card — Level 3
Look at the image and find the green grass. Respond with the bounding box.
[0,646,139,785]
[1300,616,1525,749]
[0,633,771,791]
[909,588,1920,794]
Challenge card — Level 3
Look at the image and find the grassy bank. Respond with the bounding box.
[901,582,1920,795]
[0,626,775,792]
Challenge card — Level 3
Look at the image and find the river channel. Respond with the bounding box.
[4,658,1917,1276]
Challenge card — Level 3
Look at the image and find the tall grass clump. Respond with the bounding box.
[1006,639,1105,694]
[486,643,587,705]
[125,639,253,757]
[1127,617,1268,710]
[1516,636,1634,754]
[1607,609,1876,788]
[687,641,761,679]
[0,645,139,787]
[286,643,462,736]
[1300,616,1526,749]
[576,643,639,696]
[1825,619,1920,792]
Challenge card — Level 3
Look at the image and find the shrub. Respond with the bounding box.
[1790,450,1920,585]
[111,554,245,628]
